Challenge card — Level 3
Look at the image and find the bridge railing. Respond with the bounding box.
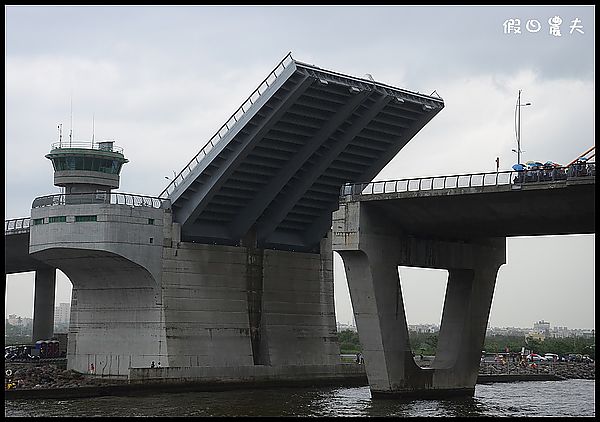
[49,140,124,154]
[31,192,170,209]
[341,163,596,197]
[5,217,31,234]
[158,52,295,199]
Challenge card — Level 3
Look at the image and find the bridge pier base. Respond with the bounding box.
[333,202,506,398]
[32,268,56,342]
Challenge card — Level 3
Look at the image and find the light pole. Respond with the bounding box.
[512,89,532,164]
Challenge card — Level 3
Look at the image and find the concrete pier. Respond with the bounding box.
[29,201,339,377]
[332,201,506,397]
[32,268,57,342]
[29,201,169,376]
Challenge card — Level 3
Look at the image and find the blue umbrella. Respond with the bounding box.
[526,161,543,169]
[512,164,525,171]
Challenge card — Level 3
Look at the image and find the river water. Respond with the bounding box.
[5,379,595,417]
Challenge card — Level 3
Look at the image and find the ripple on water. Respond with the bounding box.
[4,379,595,417]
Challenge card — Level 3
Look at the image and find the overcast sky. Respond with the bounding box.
[5,5,595,330]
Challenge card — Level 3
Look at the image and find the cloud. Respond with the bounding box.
[377,68,594,180]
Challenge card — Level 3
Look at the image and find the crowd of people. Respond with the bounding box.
[513,160,595,184]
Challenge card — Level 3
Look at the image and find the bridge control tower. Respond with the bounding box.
[45,140,129,195]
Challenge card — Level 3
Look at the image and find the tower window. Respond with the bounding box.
[75,215,97,222]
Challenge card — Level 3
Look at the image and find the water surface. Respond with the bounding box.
[5,379,595,417]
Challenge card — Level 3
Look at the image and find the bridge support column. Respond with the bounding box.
[32,268,56,342]
[333,202,505,398]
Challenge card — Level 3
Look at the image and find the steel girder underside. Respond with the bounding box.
[167,55,444,252]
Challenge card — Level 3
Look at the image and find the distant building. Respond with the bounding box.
[408,324,439,333]
[533,320,551,335]
[527,331,545,341]
[569,328,595,338]
[54,303,71,325]
[7,314,20,326]
[6,314,33,327]
[337,322,357,332]
[550,326,570,338]
[335,319,594,339]
[486,326,529,336]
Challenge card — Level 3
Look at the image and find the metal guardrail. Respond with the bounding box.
[5,217,31,234]
[6,193,168,233]
[49,141,124,154]
[295,59,445,105]
[158,52,295,199]
[31,192,169,209]
[340,164,596,197]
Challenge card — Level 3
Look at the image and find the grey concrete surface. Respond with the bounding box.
[31,268,57,342]
[5,231,53,274]
[333,200,504,396]
[26,202,341,377]
[29,203,168,375]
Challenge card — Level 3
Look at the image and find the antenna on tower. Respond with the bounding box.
[58,123,63,147]
[91,113,95,148]
[69,94,73,147]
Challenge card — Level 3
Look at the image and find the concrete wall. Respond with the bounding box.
[160,228,340,369]
[30,203,165,281]
[160,241,255,368]
[129,363,364,384]
[29,203,168,376]
[261,234,340,366]
[28,202,341,377]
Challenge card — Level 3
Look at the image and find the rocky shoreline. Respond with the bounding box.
[4,361,595,392]
[5,363,127,390]
[477,361,595,380]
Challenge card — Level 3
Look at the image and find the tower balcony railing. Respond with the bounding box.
[340,163,595,198]
[159,52,295,199]
[50,140,124,154]
[5,217,31,235]
[31,192,170,210]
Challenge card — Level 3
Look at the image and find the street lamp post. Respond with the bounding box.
[513,89,532,164]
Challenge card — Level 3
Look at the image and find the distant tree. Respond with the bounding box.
[409,332,438,356]
[483,335,524,354]
[5,321,32,338]
[338,329,361,353]
[4,335,33,346]
[337,328,595,359]
[524,337,543,354]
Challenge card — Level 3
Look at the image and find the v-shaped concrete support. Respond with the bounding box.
[333,201,506,398]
